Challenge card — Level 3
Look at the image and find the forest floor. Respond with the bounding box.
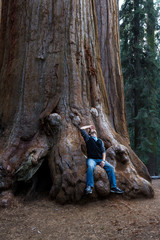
[0,180,160,240]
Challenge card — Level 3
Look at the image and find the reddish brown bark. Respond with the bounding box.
[0,0,154,204]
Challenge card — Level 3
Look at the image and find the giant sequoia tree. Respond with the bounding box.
[0,0,154,204]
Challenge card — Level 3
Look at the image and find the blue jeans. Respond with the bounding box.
[87,158,117,189]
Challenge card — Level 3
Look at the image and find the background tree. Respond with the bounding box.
[120,0,160,175]
[154,0,160,173]
[0,0,153,204]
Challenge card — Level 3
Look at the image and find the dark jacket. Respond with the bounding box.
[80,129,105,159]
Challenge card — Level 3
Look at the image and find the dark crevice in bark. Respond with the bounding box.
[13,159,52,200]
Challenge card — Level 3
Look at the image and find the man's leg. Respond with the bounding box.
[103,161,117,189]
[86,158,96,188]
[104,161,124,194]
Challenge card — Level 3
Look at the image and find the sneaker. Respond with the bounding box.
[110,187,124,194]
[85,186,92,194]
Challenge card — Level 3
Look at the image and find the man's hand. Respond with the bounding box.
[100,152,106,168]
[100,160,105,168]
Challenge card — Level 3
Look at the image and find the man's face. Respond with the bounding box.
[89,129,97,136]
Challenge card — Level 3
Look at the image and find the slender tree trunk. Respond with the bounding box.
[133,0,141,151]
[146,0,158,175]
[0,0,154,204]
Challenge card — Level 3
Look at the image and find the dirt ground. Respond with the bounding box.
[0,180,160,240]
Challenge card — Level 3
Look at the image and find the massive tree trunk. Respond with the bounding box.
[0,0,154,204]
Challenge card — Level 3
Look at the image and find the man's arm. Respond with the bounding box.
[80,125,93,142]
[99,152,106,168]
[80,125,94,130]
[102,152,106,161]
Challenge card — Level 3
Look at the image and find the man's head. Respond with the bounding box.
[88,128,97,137]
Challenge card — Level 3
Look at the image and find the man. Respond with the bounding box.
[80,125,123,194]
